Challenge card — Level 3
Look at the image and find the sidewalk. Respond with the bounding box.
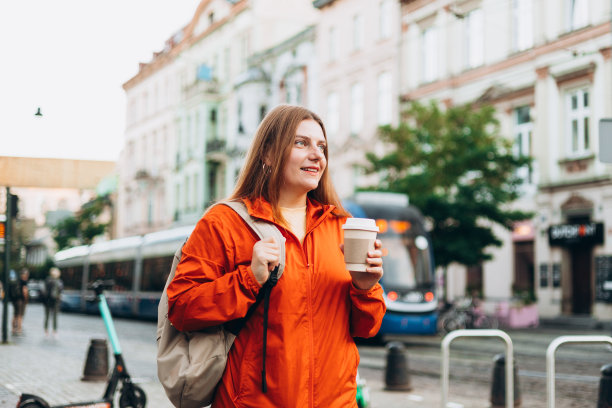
[0,303,497,408]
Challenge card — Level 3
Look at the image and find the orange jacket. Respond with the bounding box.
[167,197,385,408]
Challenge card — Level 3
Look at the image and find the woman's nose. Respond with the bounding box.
[308,145,324,160]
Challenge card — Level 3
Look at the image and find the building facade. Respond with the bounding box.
[117,0,317,236]
[314,0,402,198]
[400,0,612,320]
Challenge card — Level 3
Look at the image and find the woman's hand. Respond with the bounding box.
[341,239,384,290]
[251,236,280,286]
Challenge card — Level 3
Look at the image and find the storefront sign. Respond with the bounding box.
[548,222,604,246]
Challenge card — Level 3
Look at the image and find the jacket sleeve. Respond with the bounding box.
[349,283,386,338]
[167,208,262,332]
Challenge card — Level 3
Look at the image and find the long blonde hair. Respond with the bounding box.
[229,104,348,224]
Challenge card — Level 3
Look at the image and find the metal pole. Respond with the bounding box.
[546,335,612,408]
[2,187,11,344]
[441,329,514,408]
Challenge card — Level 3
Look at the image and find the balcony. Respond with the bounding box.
[206,139,226,153]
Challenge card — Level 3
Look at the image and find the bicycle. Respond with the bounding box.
[438,297,499,333]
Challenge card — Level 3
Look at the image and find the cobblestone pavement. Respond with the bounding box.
[3,303,604,408]
[1,303,487,408]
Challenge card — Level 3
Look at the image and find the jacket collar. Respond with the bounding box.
[242,196,336,227]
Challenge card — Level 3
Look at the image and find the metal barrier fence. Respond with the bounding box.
[546,335,612,408]
[441,329,514,408]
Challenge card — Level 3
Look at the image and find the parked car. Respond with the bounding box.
[27,280,45,303]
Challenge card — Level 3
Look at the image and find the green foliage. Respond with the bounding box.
[52,195,110,250]
[511,284,537,306]
[366,101,532,269]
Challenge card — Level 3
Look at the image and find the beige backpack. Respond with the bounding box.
[156,201,286,408]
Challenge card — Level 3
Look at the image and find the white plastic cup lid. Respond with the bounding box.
[342,217,379,232]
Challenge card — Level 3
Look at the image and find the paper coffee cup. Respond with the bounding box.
[342,218,379,272]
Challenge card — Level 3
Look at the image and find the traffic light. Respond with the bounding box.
[0,220,4,240]
[9,194,18,219]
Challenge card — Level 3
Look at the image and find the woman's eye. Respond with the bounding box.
[318,145,326,152]
[295,140,306,147]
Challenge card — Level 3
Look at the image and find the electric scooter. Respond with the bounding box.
[16,280,146,408]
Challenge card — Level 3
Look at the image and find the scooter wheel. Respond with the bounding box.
[119,384,146,408]
[18,403,45,408]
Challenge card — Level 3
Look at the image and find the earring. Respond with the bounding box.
[262,162,271,174]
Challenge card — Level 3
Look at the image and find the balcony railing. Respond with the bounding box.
[206,139,226,153]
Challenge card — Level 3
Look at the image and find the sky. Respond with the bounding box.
[0,0,202,162]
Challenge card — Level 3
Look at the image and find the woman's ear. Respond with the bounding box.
[263,153,272,167]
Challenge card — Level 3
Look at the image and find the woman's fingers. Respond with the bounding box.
[251,237,280,284]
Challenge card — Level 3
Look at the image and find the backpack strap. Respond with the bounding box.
[220,200,286,279]
[218,200,285,393]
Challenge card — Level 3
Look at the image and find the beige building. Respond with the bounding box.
[118,0,317,237]
[400,0,612,320]
[314,0,402,198]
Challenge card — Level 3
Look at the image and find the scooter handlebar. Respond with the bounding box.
[88,279,115,295]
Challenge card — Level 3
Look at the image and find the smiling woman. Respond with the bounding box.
[166,104,387,407]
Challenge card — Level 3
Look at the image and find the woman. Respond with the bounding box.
[167,104,385,407]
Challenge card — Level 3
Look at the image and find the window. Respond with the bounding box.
[193,173,198,210]
[566,88,590,156]
[350,83,364,135]
[514,106,533,184]
[353,14,364,51]
[379,0,392,39]
[184,175,190,212]
[377,72,392,125]
[568,0,588,31]
[141,256,173,291]
[147,192,153,226]
[239,33,249,73]
[327,92,339,137]
[513,0,533,51]
[465,9,484,69]
[175,184,180,220]
[422,26,438,83]
[329,26,338,61]
[223,47,230,81]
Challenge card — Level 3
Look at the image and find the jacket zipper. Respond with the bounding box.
[304,237,315,408]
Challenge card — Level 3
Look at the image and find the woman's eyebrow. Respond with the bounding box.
[295,134,326,144]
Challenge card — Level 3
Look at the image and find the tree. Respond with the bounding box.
[52,195,111,250]
[366,101,532,295]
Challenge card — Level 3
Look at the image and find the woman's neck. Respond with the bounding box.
[278,192,307,209]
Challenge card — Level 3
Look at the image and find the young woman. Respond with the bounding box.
[167,104,385,407]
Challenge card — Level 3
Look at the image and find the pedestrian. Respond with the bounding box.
[44,267,63,338]
[167,104,386,407]
[10,268,29,335]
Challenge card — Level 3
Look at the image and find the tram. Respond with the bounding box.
[344,192,438,336]
[55,225,194,320]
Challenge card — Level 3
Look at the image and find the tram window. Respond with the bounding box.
[59,266,84,290]
[142,256,173,291]
[104,261,133,292]
[381,233,433,289]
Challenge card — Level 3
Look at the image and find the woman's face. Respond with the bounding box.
[280,119,327,203]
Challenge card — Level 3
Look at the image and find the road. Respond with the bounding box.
[0,303,610,407]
